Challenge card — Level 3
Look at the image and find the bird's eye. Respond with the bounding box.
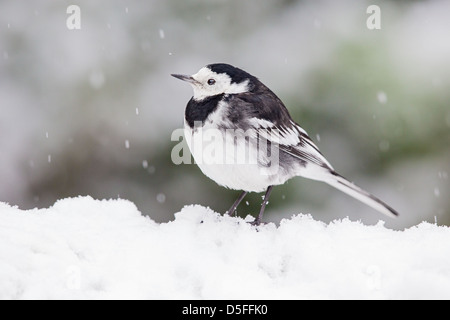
[207,79,216,86]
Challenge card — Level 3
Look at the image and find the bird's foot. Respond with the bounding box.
[225,210,237,217]
[248,219,268,227]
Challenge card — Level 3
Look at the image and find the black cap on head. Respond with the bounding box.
[207,63,258,85]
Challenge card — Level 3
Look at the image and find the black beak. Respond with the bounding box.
[171,74,198,84]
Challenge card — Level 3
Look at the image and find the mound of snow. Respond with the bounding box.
[0,196,449,300]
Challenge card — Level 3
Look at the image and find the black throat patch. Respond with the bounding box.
[185,94,225,128]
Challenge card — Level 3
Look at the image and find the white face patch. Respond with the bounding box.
[190,67,250,101]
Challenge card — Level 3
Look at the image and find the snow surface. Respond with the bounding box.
[1,196,450,300]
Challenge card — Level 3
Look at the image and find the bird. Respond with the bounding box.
[171,63,398,225]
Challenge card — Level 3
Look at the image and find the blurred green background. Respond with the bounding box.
[0,0,448,229]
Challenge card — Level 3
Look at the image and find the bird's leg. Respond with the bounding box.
[252,186,274,226]
[226,191,248,217]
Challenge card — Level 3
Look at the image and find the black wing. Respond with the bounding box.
[225,91,334,170]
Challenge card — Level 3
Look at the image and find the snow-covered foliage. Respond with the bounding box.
[1,197,449,299]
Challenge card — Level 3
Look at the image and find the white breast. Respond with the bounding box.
[183,104,290,193]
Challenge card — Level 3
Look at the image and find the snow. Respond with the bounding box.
[377,91,388,104]
[1,196,450,300]
[159,29,165,40]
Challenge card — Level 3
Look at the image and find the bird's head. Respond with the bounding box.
[171,63,257,101]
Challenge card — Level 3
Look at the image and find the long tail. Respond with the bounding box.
[325,171,399,218]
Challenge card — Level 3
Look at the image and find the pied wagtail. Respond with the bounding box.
[172,63,398,225]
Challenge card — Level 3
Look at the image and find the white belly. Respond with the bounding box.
[184,122,287,193]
